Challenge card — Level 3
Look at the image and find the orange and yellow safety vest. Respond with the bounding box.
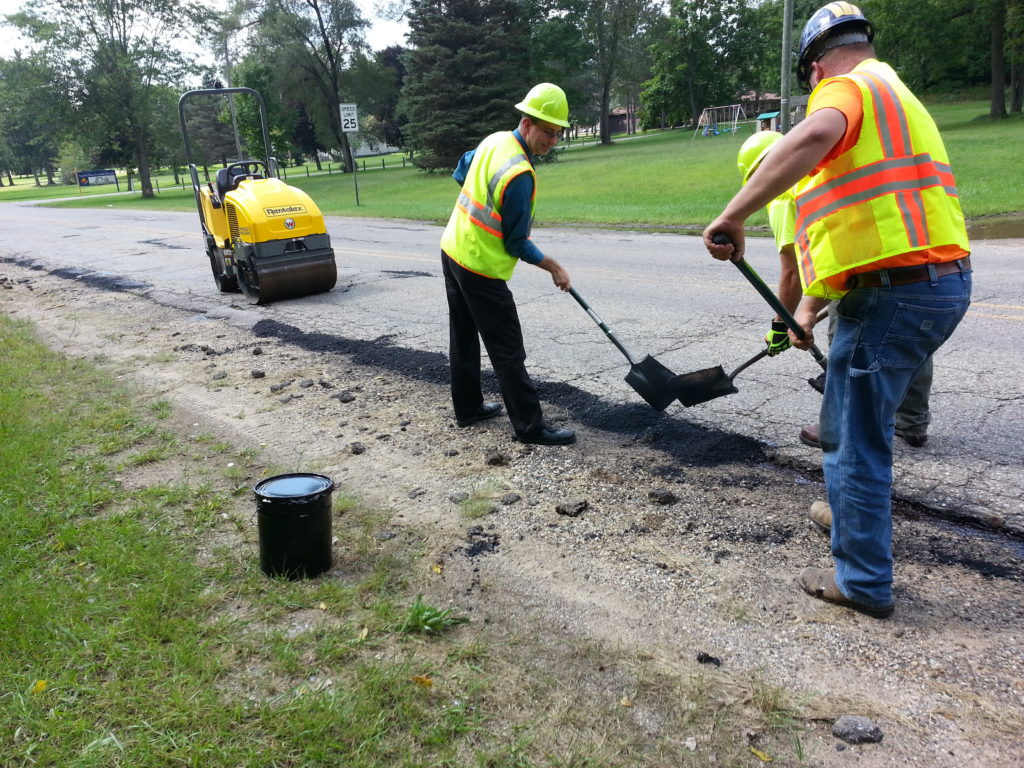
[440,132,536,281]
[794,60,969,298]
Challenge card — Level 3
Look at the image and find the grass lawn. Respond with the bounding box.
[8,99,1022,226]
[0,314,810,767]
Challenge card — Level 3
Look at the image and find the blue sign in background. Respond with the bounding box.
[77,170,117,186]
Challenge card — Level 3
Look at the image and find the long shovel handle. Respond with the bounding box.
[728,348,770,380]
[569,287,640,366]
[712,234,827,370]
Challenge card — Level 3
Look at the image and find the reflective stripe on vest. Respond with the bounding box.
[440,132,535,281]
[794,61,969,297]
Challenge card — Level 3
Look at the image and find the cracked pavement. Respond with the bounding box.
[1,202,1021,534]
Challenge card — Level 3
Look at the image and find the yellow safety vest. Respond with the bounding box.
[794,60,970,298]
[440,131,536,281]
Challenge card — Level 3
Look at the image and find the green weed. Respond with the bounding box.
[397,594,470,635]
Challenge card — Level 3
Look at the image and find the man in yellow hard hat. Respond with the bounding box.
[440,82,576,446]
[736,130,801,357]
[704,3,971,618]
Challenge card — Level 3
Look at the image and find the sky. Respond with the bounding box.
[0,0,409,55]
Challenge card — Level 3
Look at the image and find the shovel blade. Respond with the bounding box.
[669,365,739,407]
[625,355,678,412]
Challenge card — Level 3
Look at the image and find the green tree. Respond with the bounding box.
[0,52,69,185]
[641,0,751,128]
[401,0,531,170]
[370,45,409,149]
[147,85,190,184]
[10,0,212,198]
[1010,0,1024,112]
[347,48,403,152]
[178,75,243,181]
[860,1,983,93]
[581,0,653,143]
[612,2,664,135]
[528,0,599,132]
[991,0,1008,116]
[230,54,302,164]
[251,0,369,172]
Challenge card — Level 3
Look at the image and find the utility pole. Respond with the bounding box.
[780,0,794,133]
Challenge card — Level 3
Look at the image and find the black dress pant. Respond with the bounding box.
[442,252,544,437]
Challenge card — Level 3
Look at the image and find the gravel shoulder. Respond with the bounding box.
[2,264,1023,767]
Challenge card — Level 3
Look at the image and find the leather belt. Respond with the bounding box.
[846,256,971,289]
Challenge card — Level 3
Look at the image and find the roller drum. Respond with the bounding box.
[236,235,337,305]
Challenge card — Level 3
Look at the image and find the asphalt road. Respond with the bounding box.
[1,201,1021,533]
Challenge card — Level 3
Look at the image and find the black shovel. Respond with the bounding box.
[670,233,828,407]
[672,348,771,406]
[569,287,678,412]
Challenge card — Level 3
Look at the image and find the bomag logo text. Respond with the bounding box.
[264,205,307,216]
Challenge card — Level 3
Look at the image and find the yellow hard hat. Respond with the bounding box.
[515,82,570,128]
[737,130,784,184]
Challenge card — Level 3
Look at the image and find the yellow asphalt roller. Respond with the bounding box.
[178,88,337,304]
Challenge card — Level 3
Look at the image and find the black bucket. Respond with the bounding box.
[254,473,335,579]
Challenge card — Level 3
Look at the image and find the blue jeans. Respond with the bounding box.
[820,266,972,607]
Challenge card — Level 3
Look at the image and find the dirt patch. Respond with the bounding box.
[2,261,1023,767]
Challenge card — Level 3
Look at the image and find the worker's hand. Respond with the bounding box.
[703,219,746,262]
[764,320,792,356]
[540,258,571,291]
[789,304,817,351]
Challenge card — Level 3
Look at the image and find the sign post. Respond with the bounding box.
[339,103,360,206]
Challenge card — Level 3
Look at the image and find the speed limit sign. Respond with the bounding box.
[339,103,359,133]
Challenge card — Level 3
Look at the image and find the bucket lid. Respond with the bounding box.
[254,473,334,499]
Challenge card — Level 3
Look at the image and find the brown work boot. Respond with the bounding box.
[798,567,894,618]
[809,501,832,535]
[895,429,928,448]
[799,424,821,449]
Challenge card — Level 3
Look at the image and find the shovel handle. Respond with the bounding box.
[728,348,771,380]
[712,233,828,371]
[568,287,640,365]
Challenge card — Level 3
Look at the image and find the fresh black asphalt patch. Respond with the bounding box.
[252,317,767,469]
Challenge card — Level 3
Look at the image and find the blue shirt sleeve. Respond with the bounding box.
[501,173,544,265]
[452,149,475,185]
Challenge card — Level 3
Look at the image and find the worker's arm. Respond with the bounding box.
[703,108,848,263]
[502,174,571,291]
[762,243,805,355]
[536,256,571,291]
[789,295,831,351]
[451,149,475,185]
[777,244,802,315]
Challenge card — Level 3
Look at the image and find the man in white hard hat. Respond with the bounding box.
[703,3,972,618]
[440,83,576,446]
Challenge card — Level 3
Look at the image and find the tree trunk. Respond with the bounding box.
[1012,58,1023,112]
[5,170,13,185]
[338,133,355,173]
[0,173,5,187]
[314,154,322,171]
[46,166,56,185]
[132,121,155,198]
[599,79,612,144]
[33,170,41,187]
[991,0,1007,117]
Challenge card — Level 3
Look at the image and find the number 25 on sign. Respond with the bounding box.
[339,103,359,133]
[338,103,360,206]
